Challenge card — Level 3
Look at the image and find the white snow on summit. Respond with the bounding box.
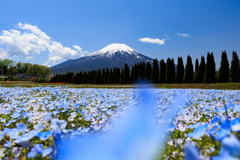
[86,43,138,57]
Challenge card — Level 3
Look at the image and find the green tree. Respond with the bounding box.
[113,67,116,84]
[176,57,184,83]
[151,59,159,83]
[133,63,139,83]
[123,63,130,84]
[0,59,14,74]
[195,58,199,75]
[142,61,146,81]
[104,68,109,84]
[166,58,172,83]
[16,61,23,73]
[217,51,229,83]
[40,66,52,80]
[171,58,175,83]
[230,51,240,82]
[119,67,124,84]
[146,62,151,82]
[22,63,32,74]
[184,55,193,83]
[101,68,105,84]
[8,67,18,80]
[204,52,216,83]
[27,64,41,78]
[193,56,205,83]
[158,59,166,83]
[129,66,134,84]
[107,69,112,84]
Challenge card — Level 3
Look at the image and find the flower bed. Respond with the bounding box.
[0,87,239,159]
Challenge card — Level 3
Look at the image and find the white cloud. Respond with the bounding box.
[138,37,167,45]
[84,51,89,54]
[73,45,82,53]
[177,33,190,38]
[0,23,86,65]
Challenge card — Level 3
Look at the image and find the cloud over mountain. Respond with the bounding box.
[0,23,87,66]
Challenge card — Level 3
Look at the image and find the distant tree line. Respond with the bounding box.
[0,59,51,81]
[50,51,240,84]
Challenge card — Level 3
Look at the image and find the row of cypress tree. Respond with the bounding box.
[50,51,240,84]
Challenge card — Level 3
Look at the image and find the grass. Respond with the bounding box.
[0,81,240,90]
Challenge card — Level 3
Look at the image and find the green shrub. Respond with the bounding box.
[13,77,18,81]
[39,78,46,82]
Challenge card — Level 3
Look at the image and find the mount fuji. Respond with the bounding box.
[50,43,154,74]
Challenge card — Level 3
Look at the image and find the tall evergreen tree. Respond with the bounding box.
[79,71,83,84]
[146,62,151,82]
[195,58,199,74]
[90,71,95,83]
[96,69,101,84]
[129,66,135,84]
[193,56,205,83]
[86,71,90,83]
[119,67,124,84]
[176,57,184,83]
[184,55,193,83]
[123,63,130,84]
[83,72,87,84]
[158,59,166,83]
[211,52,216,83]
[204,52,216,83]
[204,52,211,83]
[134,63,139,83]
[101,68,105,84]
[105,68,109,84]
[166,58,172,83]
[171,58,175,83]
[217,51,229,83]
[115,67,120,84]
[230,51,240,82]
[138,62,143,81]
[142,61,146,81]
[151,59,159,83]
[107,68,112,84]
[113,67,116,84]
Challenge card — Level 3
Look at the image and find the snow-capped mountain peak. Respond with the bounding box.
[86,43,138,57]
[51,43,154,73]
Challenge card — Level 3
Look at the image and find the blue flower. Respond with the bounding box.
[27,144,53,158]
[218,119,231,140]
[34,123,45,131]
[17,123,27,133]
[221,134,240,157]
[0,131,5,141]
[51,119,67,130]
[44,113,52,122]
[3,141,12,148]
[211,115,221,126]
[230,118,240,132]
[36,131,52,141]
[15,130,38,143]
[52,129,62,139]
[184,143,199,160]
[212,148,238,160]
[188,123,208,139]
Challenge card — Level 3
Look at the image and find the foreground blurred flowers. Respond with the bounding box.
[0,86,239,159]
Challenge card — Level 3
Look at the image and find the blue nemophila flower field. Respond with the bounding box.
[0,86,239,160]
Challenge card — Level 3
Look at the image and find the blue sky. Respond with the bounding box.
[0,0,240,69]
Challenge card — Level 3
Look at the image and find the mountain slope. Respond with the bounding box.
[50,43,154,74]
